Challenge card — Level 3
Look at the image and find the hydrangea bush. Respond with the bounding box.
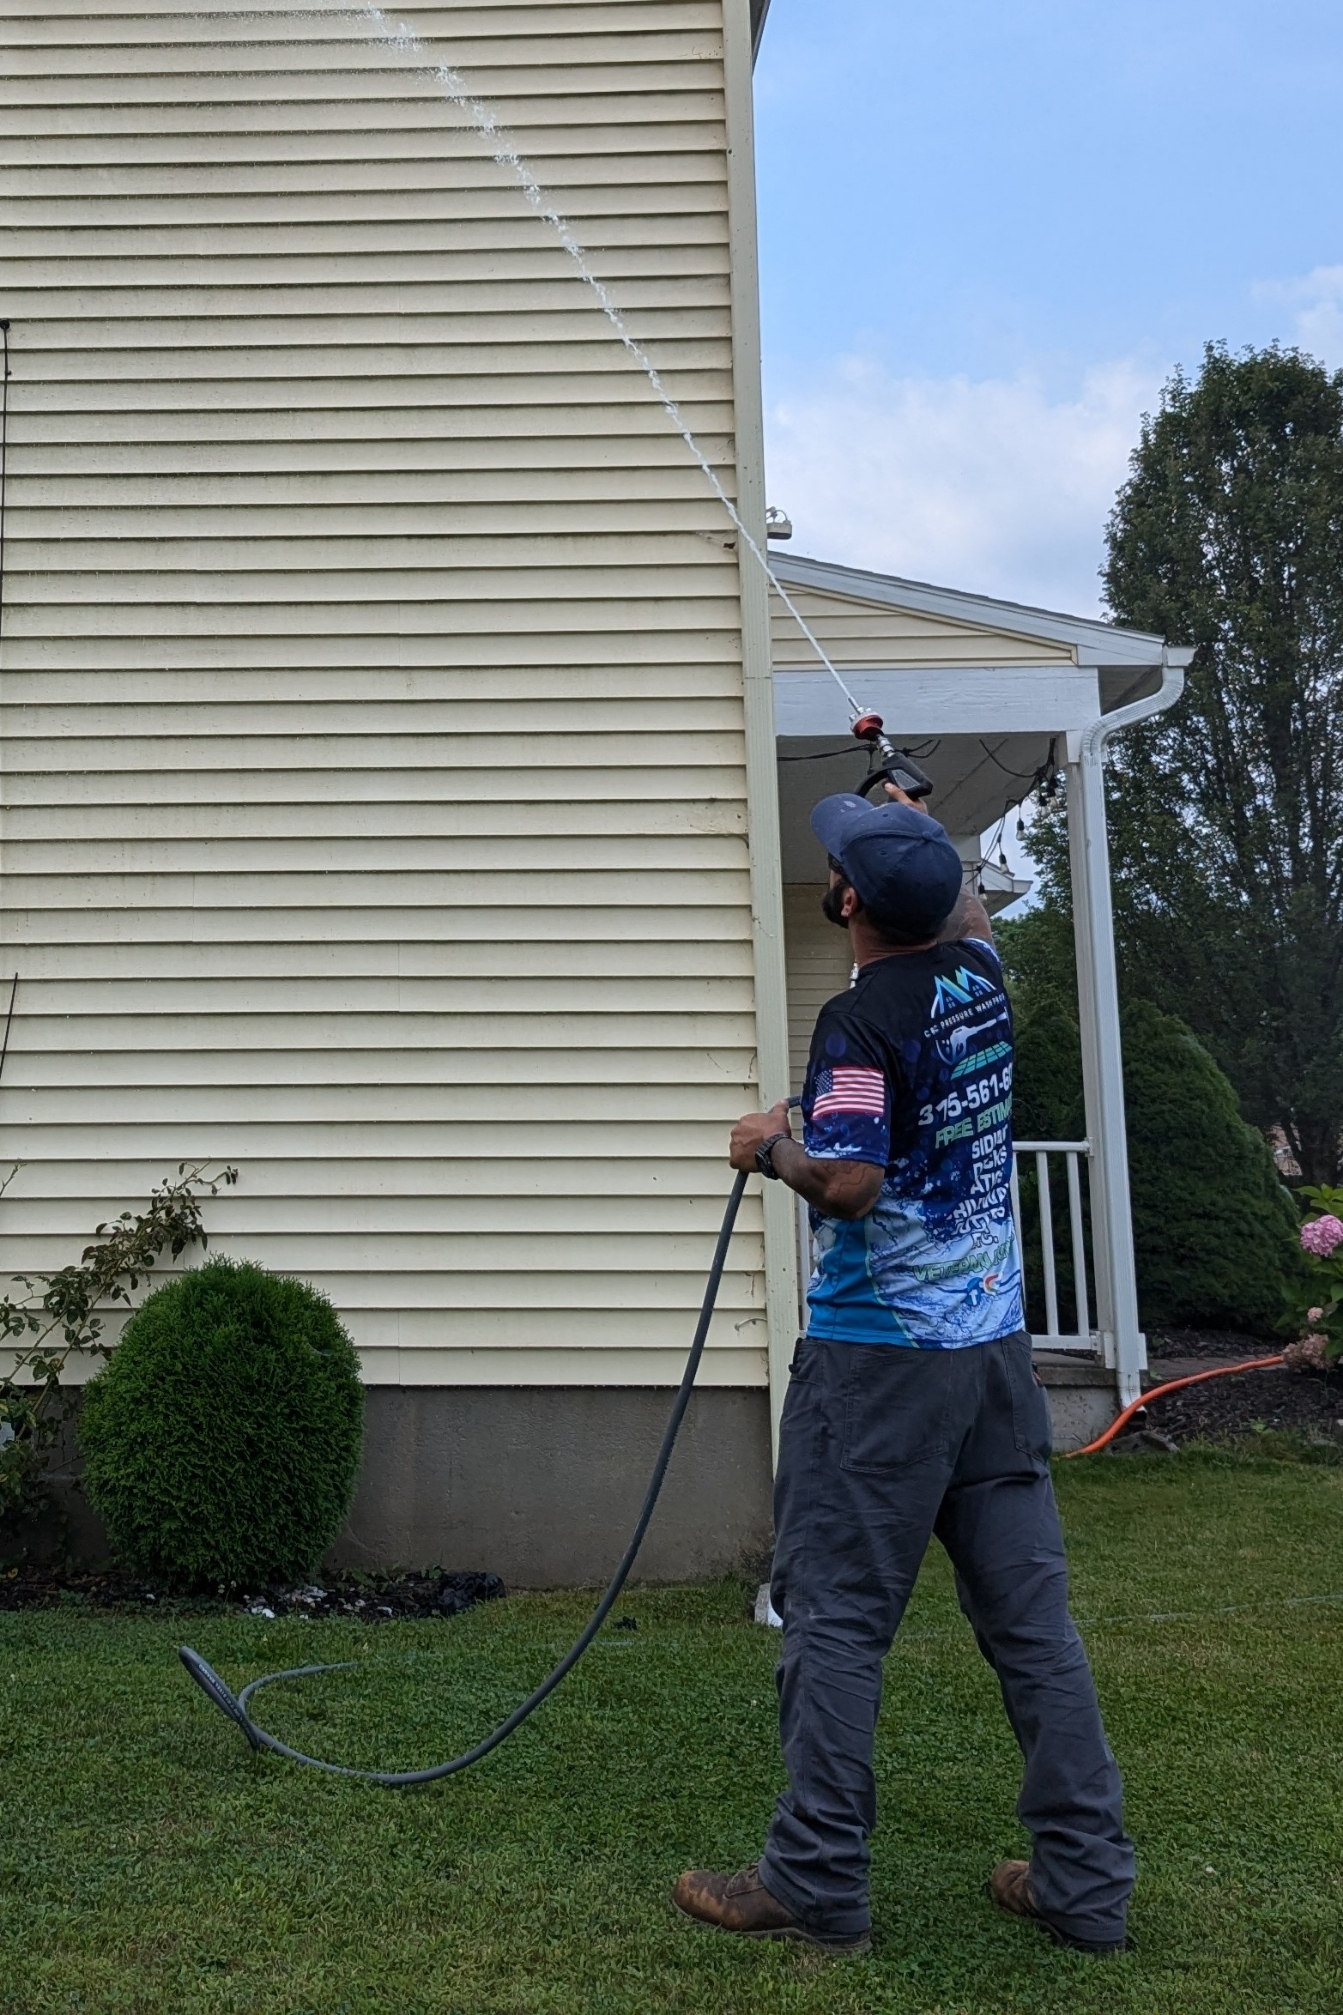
[1288,1185,1343,1367]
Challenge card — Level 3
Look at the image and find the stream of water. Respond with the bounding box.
[365,4,862,718]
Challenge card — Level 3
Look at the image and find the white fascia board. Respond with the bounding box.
[773,664,1102,737]
[771,553,1176,669]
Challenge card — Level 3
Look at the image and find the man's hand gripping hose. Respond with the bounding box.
[178,1171,749,1786]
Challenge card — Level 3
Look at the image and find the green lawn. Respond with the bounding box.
[4,1453,1342,2014]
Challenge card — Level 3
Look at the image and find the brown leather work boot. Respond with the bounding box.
[672,1864,871,1953]
[988,1860,1129,1956]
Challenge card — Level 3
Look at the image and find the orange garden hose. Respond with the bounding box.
[1064,1355,1287,1458]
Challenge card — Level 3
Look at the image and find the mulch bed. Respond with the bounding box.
[0,1564,506,1619]
[1148,1326,1285,1362]
[1131,1327,1343,1450]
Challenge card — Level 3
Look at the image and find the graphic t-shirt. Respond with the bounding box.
[801,938,1024,1348]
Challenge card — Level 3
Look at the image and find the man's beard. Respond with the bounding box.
[821,881,850,929]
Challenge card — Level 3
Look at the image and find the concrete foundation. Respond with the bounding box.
[1035,1351,1121,1452]
[330,1386,776,1588]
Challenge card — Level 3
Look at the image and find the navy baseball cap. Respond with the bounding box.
[811,794,964,936]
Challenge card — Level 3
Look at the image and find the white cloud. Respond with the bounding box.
[763,353,1164,617]
[1268,265,1343,368]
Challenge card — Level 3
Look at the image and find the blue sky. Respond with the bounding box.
[753,0,1343,613]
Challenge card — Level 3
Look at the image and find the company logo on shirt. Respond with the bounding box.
[932,966,1001,1016]
[950,1039,1012,1079]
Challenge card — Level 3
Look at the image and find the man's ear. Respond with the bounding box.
[841,883,862,923]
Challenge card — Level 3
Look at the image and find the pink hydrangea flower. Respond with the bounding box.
[1308,1306,1324,1322]
[1301,1215,1343,1257]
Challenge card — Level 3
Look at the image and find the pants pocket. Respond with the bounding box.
[788,1335,816,1381]
[1003,1332,1053,1458]
[839,1344,957,1473]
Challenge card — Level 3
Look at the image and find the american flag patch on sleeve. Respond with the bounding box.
[812,1066,887,1118]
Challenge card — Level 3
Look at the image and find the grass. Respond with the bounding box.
[3,1452,1342,2014]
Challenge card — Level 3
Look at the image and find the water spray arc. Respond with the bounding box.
[364,8,901,758]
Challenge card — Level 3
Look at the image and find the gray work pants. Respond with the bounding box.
[757,1331,1133,1946]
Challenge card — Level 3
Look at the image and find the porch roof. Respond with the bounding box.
[771,551,1178,673]
[768,551,1193,871]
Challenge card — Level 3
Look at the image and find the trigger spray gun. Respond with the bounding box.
[849,711,935,805]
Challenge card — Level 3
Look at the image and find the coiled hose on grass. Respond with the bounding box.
[179,1170,749,1787]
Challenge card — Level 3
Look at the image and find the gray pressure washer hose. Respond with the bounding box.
[179,1169,749,1787]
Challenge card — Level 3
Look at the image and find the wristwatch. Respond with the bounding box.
[754,1132,792,1180]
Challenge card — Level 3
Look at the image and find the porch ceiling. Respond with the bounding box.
[777,731,1060,880]
[767,549,1183,876]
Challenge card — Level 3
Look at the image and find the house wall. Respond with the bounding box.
[781,884,849,1095]
[0,0,780,1571]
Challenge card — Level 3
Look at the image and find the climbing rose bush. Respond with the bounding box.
[1289,1188,1343,1366]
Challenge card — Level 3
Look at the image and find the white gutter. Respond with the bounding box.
[1080,645,1191,762]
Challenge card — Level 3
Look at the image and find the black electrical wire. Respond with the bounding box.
[975,737,1043,781]
[180,1168,750,1787]
[778,737,940,766]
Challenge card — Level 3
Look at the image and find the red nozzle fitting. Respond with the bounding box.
[851,712,884,742]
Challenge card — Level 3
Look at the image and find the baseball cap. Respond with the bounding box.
[810,794,964,937]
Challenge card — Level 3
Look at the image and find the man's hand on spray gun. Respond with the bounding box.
[882,779,930,814]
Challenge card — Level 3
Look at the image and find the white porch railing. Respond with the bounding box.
[1010,1140,1096,1353]
[795,1139,1100,1356]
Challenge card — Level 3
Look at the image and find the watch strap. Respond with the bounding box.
[754,1132,791,1179]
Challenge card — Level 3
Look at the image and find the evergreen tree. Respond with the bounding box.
[1091,342,1343,1182]
[1002,917,1303,1333]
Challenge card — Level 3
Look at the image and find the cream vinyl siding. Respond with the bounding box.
[769,582,1077,670]
[781,885,850,1096]
[0,0,768,1387]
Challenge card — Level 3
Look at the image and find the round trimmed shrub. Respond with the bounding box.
[79,1257,363,1587]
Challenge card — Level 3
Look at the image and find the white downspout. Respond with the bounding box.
[1066,649,1190,1409]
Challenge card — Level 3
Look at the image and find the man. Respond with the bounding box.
[673,788,1133,1957]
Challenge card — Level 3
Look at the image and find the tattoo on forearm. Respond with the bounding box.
[939,887,994,944]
